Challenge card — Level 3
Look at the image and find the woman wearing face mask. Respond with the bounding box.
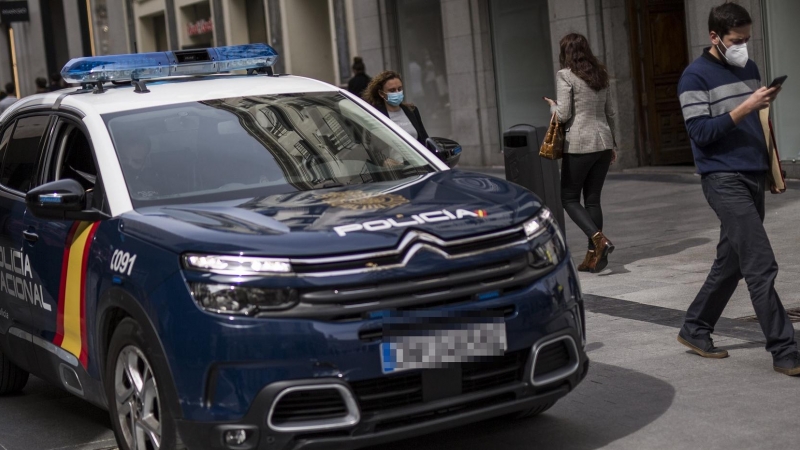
[363,70,429,155]
[543,33,617,274]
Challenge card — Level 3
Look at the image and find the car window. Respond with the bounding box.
[44,120,105,212]
[103,91,436,207]
[0,115,49,193]
[49,124,97,189]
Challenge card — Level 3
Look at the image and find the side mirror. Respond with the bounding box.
[26,179,108,221]
[426,137,462,168]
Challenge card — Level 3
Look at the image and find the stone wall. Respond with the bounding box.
[547,0,639,170]
[440,0,500,166]
[685,0,765,70]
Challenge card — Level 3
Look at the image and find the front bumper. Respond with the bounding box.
[176,327,589,450]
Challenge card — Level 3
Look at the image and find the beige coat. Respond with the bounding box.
[551,68,616,154]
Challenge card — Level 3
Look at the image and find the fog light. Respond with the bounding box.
[224,429,247,446]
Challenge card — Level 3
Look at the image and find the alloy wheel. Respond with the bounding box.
[114,345,162,450]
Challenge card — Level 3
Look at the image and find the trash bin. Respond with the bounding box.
[502,124,565,235]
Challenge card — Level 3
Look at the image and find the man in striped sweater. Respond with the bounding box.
[676,2,799,376]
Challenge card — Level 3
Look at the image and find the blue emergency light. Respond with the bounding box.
[61,43,279,84]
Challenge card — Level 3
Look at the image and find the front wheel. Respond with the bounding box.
[105,318,184,450]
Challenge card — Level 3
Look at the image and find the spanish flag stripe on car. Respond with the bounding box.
[53,221,100,368]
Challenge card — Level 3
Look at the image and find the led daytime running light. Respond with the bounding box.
[523,208,554,239]
[184,254,292,275]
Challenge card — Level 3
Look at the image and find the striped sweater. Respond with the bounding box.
[677,48,768,174]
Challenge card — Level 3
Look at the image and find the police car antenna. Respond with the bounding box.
[131,78,150,94]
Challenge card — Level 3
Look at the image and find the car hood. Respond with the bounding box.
[122,170,542,257]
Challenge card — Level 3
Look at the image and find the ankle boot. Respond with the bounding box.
[577,250,595,272]
[590,231,614,273]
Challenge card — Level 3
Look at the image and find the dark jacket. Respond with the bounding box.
[347,73,371,98]
[375,103,429,146]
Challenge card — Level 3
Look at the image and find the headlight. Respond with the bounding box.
[523,208,555,239]
[183,254,292,275]
[524,208,566,268]
[190,283,299,315]
[529,235,565,268]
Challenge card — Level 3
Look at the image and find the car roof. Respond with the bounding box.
[5,74,341,118]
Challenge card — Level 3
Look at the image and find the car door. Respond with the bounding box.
[23,115,106,375]
[0,113,53,373]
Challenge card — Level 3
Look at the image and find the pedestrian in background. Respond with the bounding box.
[347,57,370,98]
[0,83,17,113]
[35,77,48,94]
[364,70,429,149]
[543,33,617,274]
[676,2,799,375]
[48,72,64,91]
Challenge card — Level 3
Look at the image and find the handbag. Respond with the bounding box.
[758,107,787,194]
[539,112,564,160]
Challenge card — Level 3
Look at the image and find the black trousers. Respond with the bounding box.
[682,172,797,359]
[561,150,612,249]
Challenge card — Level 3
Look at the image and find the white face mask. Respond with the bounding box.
[717,40,748,68]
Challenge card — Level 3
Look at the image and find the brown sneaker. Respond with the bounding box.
[590,231,614,273]
[577,250,595,272]
[773,352,800,376]
[677,330,729,359]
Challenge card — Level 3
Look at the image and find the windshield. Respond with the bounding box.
[103,91,436,207]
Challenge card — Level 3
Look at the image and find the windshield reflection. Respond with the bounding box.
[104,92,436,207]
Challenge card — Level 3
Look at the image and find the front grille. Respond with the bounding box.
[292,229,527,274]
[534,341,571,377]
[372,393,516,432]
[271,389,349,425]
[351,349,528,415]
[284,255,552,322]
[462,349,529,393]
[351,373,423,414]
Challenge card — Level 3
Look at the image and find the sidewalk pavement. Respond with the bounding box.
[462,166,800,320]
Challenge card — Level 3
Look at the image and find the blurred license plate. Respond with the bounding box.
[380,321,507,373]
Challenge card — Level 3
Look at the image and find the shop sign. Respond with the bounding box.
[0,1,29,23]
[187,18,213,37]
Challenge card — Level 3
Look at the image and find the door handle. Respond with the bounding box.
[22,230,39,243]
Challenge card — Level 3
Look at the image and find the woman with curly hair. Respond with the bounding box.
[363,70,429,149]
[543,33,617,274]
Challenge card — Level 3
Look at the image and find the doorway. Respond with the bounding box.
[282,0,336,85]
[629,0,692,165]
[396,0,451,140]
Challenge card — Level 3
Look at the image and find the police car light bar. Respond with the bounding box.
[60,43,279,84]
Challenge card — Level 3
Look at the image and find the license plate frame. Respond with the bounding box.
[380,320,507,374]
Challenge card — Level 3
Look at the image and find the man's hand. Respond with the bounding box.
[730,86,780,124]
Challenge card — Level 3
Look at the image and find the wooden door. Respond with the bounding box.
[629,0,692,165]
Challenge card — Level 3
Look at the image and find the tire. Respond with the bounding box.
[0,349,29,394]
[512,400,557,419]
[105,318,185,450]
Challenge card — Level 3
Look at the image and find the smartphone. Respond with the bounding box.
[769,75,788,89]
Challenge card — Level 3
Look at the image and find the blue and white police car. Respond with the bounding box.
[0,44,587,450]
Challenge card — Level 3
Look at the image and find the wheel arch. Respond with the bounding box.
[96,286,183,419]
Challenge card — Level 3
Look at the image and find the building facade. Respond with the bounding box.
[1,0,797,172]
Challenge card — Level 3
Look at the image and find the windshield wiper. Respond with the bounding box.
[314,180,344,189]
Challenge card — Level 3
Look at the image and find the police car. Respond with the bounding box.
[0,44,587,450]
